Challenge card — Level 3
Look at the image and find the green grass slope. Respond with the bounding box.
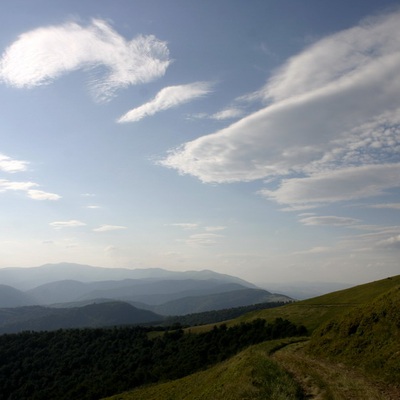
[234,275,400,333]
[308,283,400,386]
[102,339,305,400]
[103,275,400,399]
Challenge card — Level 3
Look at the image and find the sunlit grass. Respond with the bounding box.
[235,275,400,332]
[102,339,305,400]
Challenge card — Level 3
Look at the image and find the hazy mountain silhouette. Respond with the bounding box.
[0,285,36,307]
[147,288,291,315]
[0,302,162,333]
[0,263,256,291]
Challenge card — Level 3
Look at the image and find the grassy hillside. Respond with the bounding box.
[103,338,305,400]
[308,283,400,385]
[232,275,400,333]
[102,275,400,400]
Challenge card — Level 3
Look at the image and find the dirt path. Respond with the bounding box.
[271,341,397,400]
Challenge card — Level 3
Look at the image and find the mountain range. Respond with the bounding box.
[0,263,292,332]
[0,262,256,291]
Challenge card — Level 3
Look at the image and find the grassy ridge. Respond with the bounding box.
[308,283,400,385]
[103,275,400,399]
[103,339,305,400]
[232,275,400,332]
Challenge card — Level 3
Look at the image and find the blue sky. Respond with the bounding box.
[1,0,400,286]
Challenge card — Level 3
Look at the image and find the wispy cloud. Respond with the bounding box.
[377,234,400,249]
[367,203,400,210]
[0,179,61,200]
[0,179,36,192]
[161,10,400,208]
[117,82,213,122]
[210,108,244,120]
[260,163,400,208]
[299,215,361,226]
[0,154,28,173]
[294,246,332,255]
[0,19,170,101]
[186,233,224,246]
[93,225,127,232]
[49,220,86,229]
[27,190,61,201]
[204,225,226,232]
[169,223,199,230]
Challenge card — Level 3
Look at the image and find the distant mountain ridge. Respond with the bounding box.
[0,285,36,308]
[0,263,292,325]
[0,302,163,334]
[26,279,254,305]
[146,288,290,315]
[0,263,256,291]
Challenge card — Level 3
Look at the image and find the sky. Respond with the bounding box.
[0,0,400,286]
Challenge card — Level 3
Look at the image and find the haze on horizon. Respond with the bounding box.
[0,0,400,286]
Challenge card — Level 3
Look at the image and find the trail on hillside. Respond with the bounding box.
[271,341,397,400]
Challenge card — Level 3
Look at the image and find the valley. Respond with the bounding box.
[0,264,399,399]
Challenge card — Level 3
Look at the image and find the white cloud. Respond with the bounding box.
[161,10,400,195]
[0,19,170,101]
[211,108,244,120]
[49,220,86,229]
[377,234,400,249]
[0,154,28,173]
[87,205,101,209]
[204,226,226,232]
[0,179,37,192]
[262,11,400,103]
[27,190,61,201]
[186,233,224,246]
[261,163,400,208]
[0,179,61,200]
[299,215,361,226]
[368,203,400,210]
[170,223,199,230]
[294,246,332,255]
[93,225,127,232]
[117,82,213,122]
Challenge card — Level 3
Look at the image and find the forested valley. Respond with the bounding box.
[0,318,306,400]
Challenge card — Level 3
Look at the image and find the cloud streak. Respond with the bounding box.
[0,154,28,173]
[50,220,86,229]
[299,215,361,226]
[161,10,400,208]
[170,223,199,230]
[210,108,244,120]
[117,82,213,122]
[260,163,400,208]
[186,233,224,246]
[93,225,127,232]
[0,19,170,101]
[0,179,61,200]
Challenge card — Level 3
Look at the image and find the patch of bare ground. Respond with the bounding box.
[271,341,400,400]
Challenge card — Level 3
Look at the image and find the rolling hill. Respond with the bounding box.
[0,285,36,307]
[103,274,400,399]
[1,274,399,399]
[0,263,256,291]
[104,339,304,400]
[147,288,291,315]
[0,264,293,319]
[26,278,253,305]
[309,282,400,386]
[232,274,400,333]
[0,302,163,333]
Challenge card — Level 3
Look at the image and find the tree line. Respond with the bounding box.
[0,318,306,400]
